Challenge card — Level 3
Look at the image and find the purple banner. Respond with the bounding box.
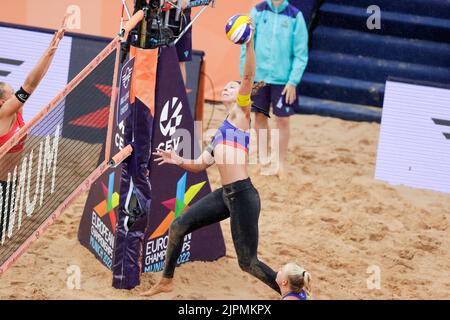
[142,47,226,273]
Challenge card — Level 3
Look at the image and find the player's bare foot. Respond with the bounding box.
[140,278,174,297]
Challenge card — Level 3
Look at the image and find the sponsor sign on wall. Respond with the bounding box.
[376,80,450,194]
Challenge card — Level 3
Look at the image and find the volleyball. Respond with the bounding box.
[225,15,253,45]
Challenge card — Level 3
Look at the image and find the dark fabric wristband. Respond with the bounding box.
[15,87,31,103]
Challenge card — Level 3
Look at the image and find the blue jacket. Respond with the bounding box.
[240,0,309,86]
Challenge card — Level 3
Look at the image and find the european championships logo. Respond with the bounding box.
[149,173,206,240]
[93,172,120,233]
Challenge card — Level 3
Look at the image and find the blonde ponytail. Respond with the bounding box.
[302,271,312,299]
[283,262,312,299]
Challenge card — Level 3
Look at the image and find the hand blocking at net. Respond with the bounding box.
[47,26,66,55]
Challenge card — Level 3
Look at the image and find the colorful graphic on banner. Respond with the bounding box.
[93,172,119,231]
[144,173,207,272]
[117,57,134,125]
[88,172,119,269]
[77,133,124,270]
[149,173,206,240]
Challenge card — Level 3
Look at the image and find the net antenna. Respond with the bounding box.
[123,0,133,20]
[119,0,134,37]
[173,0,216,46]
[120,0,133,36]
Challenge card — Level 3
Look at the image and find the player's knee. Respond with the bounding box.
[238,256,258,274]
[255,112,268,122]
[169,218,188,239]
[275,116,289,127]
[255,113,269,128]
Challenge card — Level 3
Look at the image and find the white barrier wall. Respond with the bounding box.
[375,80,450,195]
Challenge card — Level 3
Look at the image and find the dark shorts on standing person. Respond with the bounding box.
[251,84,297,118]
[169,8,192,62]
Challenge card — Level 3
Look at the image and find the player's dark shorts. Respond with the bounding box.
[251,84,297,117]
[169,8,192,62]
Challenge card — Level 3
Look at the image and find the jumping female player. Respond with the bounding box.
[141,20,281,297]
[276,262,312,300]
[0,18,66,239]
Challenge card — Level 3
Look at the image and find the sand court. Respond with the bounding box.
[0,105,448,300]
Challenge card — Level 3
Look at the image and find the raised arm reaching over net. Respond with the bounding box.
[0,16,68,123]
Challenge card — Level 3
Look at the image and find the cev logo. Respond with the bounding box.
[122,67,133,89]
[160,97,183,137]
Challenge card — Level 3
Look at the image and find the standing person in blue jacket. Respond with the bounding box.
[241,0,309,179]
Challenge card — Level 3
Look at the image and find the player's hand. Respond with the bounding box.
[181,0,189,9]
[174,0,189,10]
[282,84,297,105]
[153,148,182,166]
[48,14,70,54]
